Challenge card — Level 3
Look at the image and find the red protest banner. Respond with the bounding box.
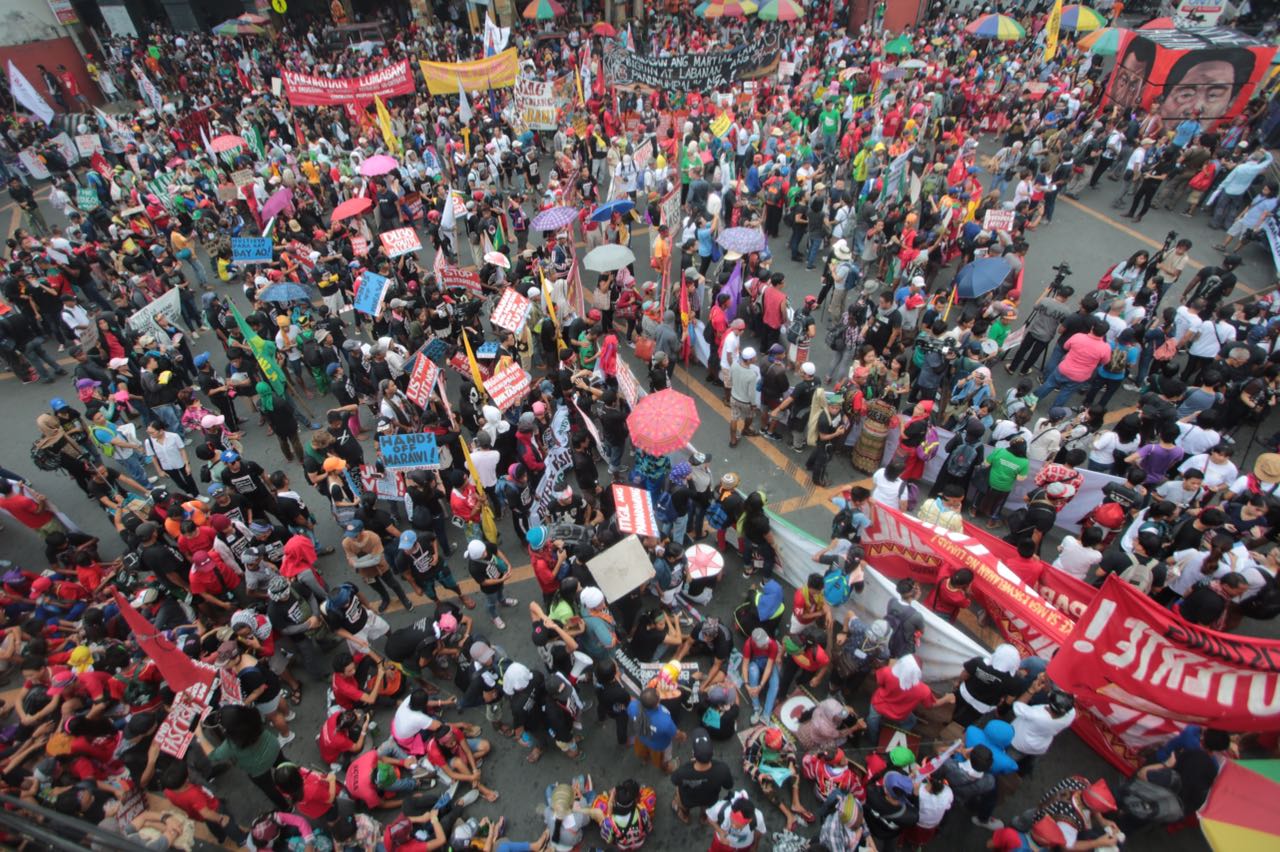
[113,592,213,694]
[438,264,483,295]
[484,362,531,411]
[281,60,416,106]
[360,464,406,500]
[380,227,423,258]
[490,288,532,332]
[156,676,216,758]
[612,484,659,538]
[351,236,369,257]
[405,354,441,408]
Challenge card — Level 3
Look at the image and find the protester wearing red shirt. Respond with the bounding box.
[0,483,62,537]
[276,763,340,820]
[527,528,563,606]
[760,276,789,349]
[318,708,371,766]
[187,550,243,612]
[162,762,245,845]
[331,651,388,711]
[866,655,955,744]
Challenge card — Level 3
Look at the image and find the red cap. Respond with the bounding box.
[988,828,1021,852]
[729,809,751,826]
[1030,817,1067,846]
[763,727,784,749]
[1083,779,1116,812]
[31,576,52,595]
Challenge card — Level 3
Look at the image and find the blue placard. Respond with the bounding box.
[422,338,449,366]
[476,341,499,360]
[353,272,389,316]
[379,432,441,470]
[231,237,274,264]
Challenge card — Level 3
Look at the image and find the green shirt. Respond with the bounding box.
[820,109,841,136]
[986,447,1029,492]
[988,321,1010,348]
[210,730,281,777]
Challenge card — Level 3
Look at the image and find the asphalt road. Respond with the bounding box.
[5,161,1271,849]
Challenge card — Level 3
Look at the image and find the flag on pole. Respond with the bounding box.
[8,61,53,125]
[460,331,487,401]
[374,94,400,154]
[1044,0,1064,62]
[457,79,473,125]
[575,67,585,107]
[114,593,212,694]
[718,260,744,320]
[228,301,286,396]
[679,271,692,365]
[483,14,510,56]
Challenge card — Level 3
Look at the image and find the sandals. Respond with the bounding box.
[671,798,691,824]
[526,748,543,764]
[288,687,303,704]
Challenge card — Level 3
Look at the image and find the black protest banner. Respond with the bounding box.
[603,29,781,92]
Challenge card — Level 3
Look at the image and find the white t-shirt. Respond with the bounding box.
[705,800,766,849]
[1011,702,1076,755]
[1173,306,1202,343]
[1052,535,1102,581]
[1189,319,1235,359]
[471,448,501,488]
[391,695,436,742]
[917,784,955,829]
[145,431,186,471]
[1178,453,1237,491]
[1168,548,1230,597]
[871,470,907,508]
[1177,423,1221,457]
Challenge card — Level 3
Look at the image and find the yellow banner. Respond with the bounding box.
[710,112,732,138]
[419,48,518,96]
[374,95,400,155]
[1044,0,1063,62]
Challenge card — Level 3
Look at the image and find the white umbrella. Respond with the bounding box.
[583,244,636,273]
[484,251,510,269]
[899,58,927,69]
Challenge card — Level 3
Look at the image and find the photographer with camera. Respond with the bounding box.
[1005,278,1074,377]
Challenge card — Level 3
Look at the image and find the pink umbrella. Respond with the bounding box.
[261,188,294,222]
[359,155,398,177]
[209,134,246,153]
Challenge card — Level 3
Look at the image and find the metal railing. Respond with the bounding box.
[0,793,156,852]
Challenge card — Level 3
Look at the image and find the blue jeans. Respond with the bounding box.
[484,589,502,619]
[152,403,184,436]
[117,453,150,487]
[602,439,625,472]
[805,234,823,268]
[748,657,780,719]
[670,512,690,547]
[1042,343,1066,380]
[864,704,917,746]
[1034,368,1085,408]
[989,173,1009,197]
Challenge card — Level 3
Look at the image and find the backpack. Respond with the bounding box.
[884,603,919,658]
[1239,568,1280,620]
[494,476,519,512]
[786,308,807,344]
[301,337,323,368]
[823,565,852,607]
[944,440,981,478]
[654,491,677,524]
[1118,776,1185,824]
[763,182,784,206]
[916,425,941,461]
[705,500,729,530]
[1106,342,1130,375]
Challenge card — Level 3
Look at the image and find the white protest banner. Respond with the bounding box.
[612,484,659,538]
[515,75,559,130]
[490,287,531,332]
[7,61,53,125]
[380,226,422,258]
[531,445,573,527]
[617,359,641,408]
[1263,214,1280,277]
[633,139,654,171]
[50,132,80,166]
[155,676,215,759]
[660,187,681,231]
[571,398,605,454]
[405,354,441,409]
[484,362,531,411]
[360,463,406,500]
[18,148,49,180]
[127,286,182,345]
[231,168,255,188]
[983,209,1016,232]
[75,133,103,158]
[137,69,163,112]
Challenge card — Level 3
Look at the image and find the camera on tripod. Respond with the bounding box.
[1046,262,1073,296]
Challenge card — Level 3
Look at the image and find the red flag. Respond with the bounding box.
[113,592,212,694]
[236,66,251,92]
[947,147,967,187]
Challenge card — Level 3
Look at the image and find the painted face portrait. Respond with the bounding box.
[1111,41,1154,109]
[1158,59,1243,122]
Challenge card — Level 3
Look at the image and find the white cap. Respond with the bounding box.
[801,362,816,376]
[741,347,756,360]
[580,587,605,609]
[465,540,486,560]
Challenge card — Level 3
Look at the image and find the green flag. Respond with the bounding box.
[228,301,285,396]
[244,124,265,160]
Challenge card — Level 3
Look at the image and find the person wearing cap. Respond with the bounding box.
[728,346,761,448]
[707,792,767,851]
[670,727,734,824]
[465,539,517,630]
[862,770,920,848]
[394,528,475,610]
[219,451,277,522]
[341,520,414,614]
[1025,775,1120,848]
[741,723,813,829]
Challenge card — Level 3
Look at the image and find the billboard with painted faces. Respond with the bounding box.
[1103,26,1277,128]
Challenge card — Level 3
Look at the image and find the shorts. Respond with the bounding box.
[1187,189,1205,206]
[348,615,390,652]
[633,739,672,769]
[730,398,754,423]
[1227,219,1252,239]
[256,692,283,716]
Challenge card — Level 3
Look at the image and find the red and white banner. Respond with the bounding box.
[380,227,422,258]
[405,354,441,408]
[983,209,1016,232]
[438,264,483,295]
[484,362,530,411]
[617,359,641,408]
[613,484,659,538]
[155,676,216,758]
[490,288,532,332]
[351,236,369,257]
[281,60,417,106]
[1049,576,1280,731]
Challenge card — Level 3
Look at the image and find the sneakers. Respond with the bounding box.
[455,789,481,808]
[278,732,296,747]
[501,597,519,607]
[285,709,296,722]
[1122,382,1141,392]
[493,616,506,630]
[972,817,1005,830]
[750,710,763,725]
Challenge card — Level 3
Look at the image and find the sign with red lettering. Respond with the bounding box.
[982,209,1016,232]
[405,354,441,408]
[438,264,483,295]
[351,236,369,257]
[379,227,422,258]
[617,360,641,408]
[155,676,215,758]
[483,362,530,411]
[360,464,406,500]
[490,288,532,332]
[612,484,659,538]
[281,60,417,107]
[449,351,491,382]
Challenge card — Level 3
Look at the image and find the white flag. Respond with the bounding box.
[440,188,456,231]
[457,79,473,125]
[483,14,510,56]
[8,61,54,125]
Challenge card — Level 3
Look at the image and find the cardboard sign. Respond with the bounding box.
[76,186,100,211]
[617,359,641,408]
[359,464,406,500]
[380,226,422,258]
[448,350,491,382]
[490,287,531,333]
[216,183,238,202]
[983,209,1016,232]
[402,192,424,221]
[351,236,369,257]
[438,264,483,295]
[50,132,79,166]
[218,664,243,704]
[612,484,659,538]
[231,237,274,263]
[155,677,215,759]
[422,338,449,366]
[231,168,255,188]
[18,148,49,180]
[352,271,389,316]
[405,354,441,408]
[379,432,442,470]
[74,133,102,158]
[586,535,656,603]
[710,112,733,138]
[484,361,530,411]
[632,139,654,172]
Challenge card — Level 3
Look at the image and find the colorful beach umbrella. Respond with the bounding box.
[965,13,1027,40]
[236,13,271,24]
[591,21,617,37]
[695,0,758,18]
[1199,760,1280,850]
[213,20,266,36]
[1078,26,1129,55]
[757,0,804,21]
[1139,16,1177,29]
[627,389,701,455]
[883,34,914,55]
[1059,5,1107,32]
[522,0,564,20]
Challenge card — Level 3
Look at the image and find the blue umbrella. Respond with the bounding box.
[590,198,635,223]
[258,282,313,303]
[955,257,1012,300]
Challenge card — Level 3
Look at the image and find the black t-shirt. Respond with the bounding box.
[384,625,432,664]
[140,542,186,580]
[600,407,627,445]
[863,787,919,838]
[572,450,598,493]
[239,664,282,704]
[1179,585,1226,625]
[394,543,439,578]
[210,493,248,525]
[358,506,398,543]
[1056,311,1092,347]
[742,512,772,545]
[324,593,369,635]
[864,309,901,351]
[274,492,309,527]
[961,657,1016,706]
[671,759,734,808]
[628,621,669,661]
[691,624,734,661]
[221,461,270,502]
[86,468,124,505]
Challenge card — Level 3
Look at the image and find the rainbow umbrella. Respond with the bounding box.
[213,20,266,36]
[1200,760,1280,850]
[1078,26,1129,55]
[757,0,804,21]
[522,0,564,20]
[965,13,1027,40]
[695,0,758,18]
[1060,5,1107,32]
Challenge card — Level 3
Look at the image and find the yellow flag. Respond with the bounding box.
[575,66,585,106]
[539,269,559,343]
[458,435,500,544]
[461,331,488,400]
[1044,0,1063,62]
[374,94,400,154]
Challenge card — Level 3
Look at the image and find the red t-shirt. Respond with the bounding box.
[164,783,220,819]
[318,712,356,764]
[744,636,778,664]
[332,669,368,710]
[296,767,336,819]
[794,645,830,673]
[871,666,937,719]
[0,494,54,529]
[187,558,239,597]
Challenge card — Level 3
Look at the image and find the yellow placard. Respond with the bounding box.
[710,112,732,138]
[1044,0,1063,62]
[419,48,518,96]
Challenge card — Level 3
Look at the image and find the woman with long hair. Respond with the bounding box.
[199,704,290,809]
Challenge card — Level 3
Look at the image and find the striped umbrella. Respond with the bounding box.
[757,0,804,21]
[1060,4,1107,32]
[522,0,564,20]
[1077,26,1129,55]
[694,0,758,18]
[1199,760,1280,850]
[530,205,579,231]
[964,13,1027,40]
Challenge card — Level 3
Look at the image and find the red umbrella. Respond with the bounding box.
[1139,16,1176,28]
[330,196,372,224]
[626,389,700,455]
[592,21,618,37]
[209,133,247,153]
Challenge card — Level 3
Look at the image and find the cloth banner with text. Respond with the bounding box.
[514,74,571,130]
[281,60,417,106]
[602,31,781,92]
[419,49,519,96]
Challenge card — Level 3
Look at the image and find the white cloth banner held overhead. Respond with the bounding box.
[7,61,53,125]
[126,287,183,346]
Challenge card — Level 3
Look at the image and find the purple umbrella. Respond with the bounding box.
[530,205,580,231]
[717,227,767,254]
[260,188,294,222]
